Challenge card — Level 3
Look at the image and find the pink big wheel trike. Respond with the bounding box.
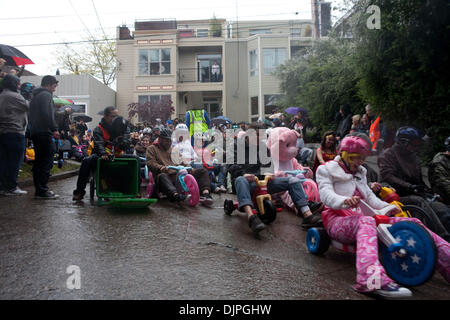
[146,165,200,207]
[306,200,437,287]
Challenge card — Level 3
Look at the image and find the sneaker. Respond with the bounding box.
[219,185,227,193]
[301,212,323,230]
[35,191,59,200]
[3,187,28,196]
[199,193,213,207]
[372,283,412,299]
[249,215,265,234]
[308,201,324,215]
[214,187,221,194]
[172,192,187,202]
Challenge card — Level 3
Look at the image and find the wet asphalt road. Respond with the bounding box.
[0,176,449,300]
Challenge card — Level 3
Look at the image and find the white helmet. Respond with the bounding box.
[176,124,188,131]
[143,127,152,135]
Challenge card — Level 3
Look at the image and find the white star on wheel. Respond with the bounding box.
[401,262,409,272]
[395,236,402,242]
[310,236,316,245]
[407,237,417,248]
[411,254,421,264]
[391,253,397,260]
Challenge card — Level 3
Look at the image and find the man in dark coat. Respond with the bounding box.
[28,75,60,199]
[378,127,450,241]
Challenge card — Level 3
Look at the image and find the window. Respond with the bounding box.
[249,29,272,36]
[290,28,301,37]
[138,49,171,75]
[249,50,258,77]
[251,96,259,115]
[197,29,209,37]
[263,48,286,75]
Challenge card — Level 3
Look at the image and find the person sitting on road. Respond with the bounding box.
[227,123,323,234]
[316,132,450,298]
[378,126,450,241]
[72,106,120,201]
[428,136,450,206]
[312,131,338,174]
[146,127,214,206]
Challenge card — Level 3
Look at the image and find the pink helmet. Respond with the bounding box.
[339,135,372,156]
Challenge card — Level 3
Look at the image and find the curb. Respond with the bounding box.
[19,168,80,188]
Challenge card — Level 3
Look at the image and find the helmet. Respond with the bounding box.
[143,127,152,135]
[395,126,425,144]
[339,134,372,156]
[175,124,188,131]
[159,128,172,139]
[445,136,450,152]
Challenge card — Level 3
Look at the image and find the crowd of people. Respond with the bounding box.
[1,70,449,299]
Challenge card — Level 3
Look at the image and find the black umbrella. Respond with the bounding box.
[210,118,228,127]
[73,115,92,123]
[0,44,34,67]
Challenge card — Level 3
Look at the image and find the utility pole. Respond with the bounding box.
[311,0,320,40]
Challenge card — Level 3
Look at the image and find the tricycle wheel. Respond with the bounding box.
[380,221,437,287]
[183,174,199,206]
[224,199,235,215]
[306,227,330,255]
[258,199,277,224]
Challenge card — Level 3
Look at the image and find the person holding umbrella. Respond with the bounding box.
[0,74,29,196]
[29,75,60,199]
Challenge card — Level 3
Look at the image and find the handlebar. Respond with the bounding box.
[168,166,192,171]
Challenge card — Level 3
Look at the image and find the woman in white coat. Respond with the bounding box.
[316,133,450,298]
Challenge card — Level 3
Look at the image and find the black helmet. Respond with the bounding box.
[445,136,450,152]
[395,126,425,145]
[159,128,172,139]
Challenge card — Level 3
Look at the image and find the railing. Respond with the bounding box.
[177,68,223,83]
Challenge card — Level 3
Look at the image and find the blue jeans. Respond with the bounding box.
[191,162,226,190]
[234,175,309,212]
[0,133,25,191]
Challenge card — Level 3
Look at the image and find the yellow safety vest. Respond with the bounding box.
[188,109,209,137]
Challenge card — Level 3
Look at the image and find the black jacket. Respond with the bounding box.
[226,140,271,192]
[92,118,113,157]
[29,88,58,136]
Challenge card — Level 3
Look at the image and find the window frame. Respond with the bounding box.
[262,48,287,75]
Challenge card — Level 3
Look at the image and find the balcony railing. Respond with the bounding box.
[177,68,223,83]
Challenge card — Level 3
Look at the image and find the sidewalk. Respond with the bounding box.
[19,159,80,188]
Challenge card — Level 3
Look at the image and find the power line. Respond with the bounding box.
[13,20,318,48]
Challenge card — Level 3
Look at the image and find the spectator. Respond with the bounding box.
[67,128,86,161]
[135,135,151,158]
[359,113,370,135]
[76,120,88,136]
[378,126,450,241]
[312,131,338,174]
[0,75,29,196]
[186,108,210,146]
[29,75,60,199]
[336,104,353,141]
[428,136,450,205]
[350,114,361,134]
[211,60,220,82]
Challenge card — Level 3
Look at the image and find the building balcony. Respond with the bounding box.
[177,68,223,83]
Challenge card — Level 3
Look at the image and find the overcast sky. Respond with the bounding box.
[1,0,347,76]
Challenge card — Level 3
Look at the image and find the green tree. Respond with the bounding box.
[276,38,363,135]
[56,34,117,87]
[354,0,450,158]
